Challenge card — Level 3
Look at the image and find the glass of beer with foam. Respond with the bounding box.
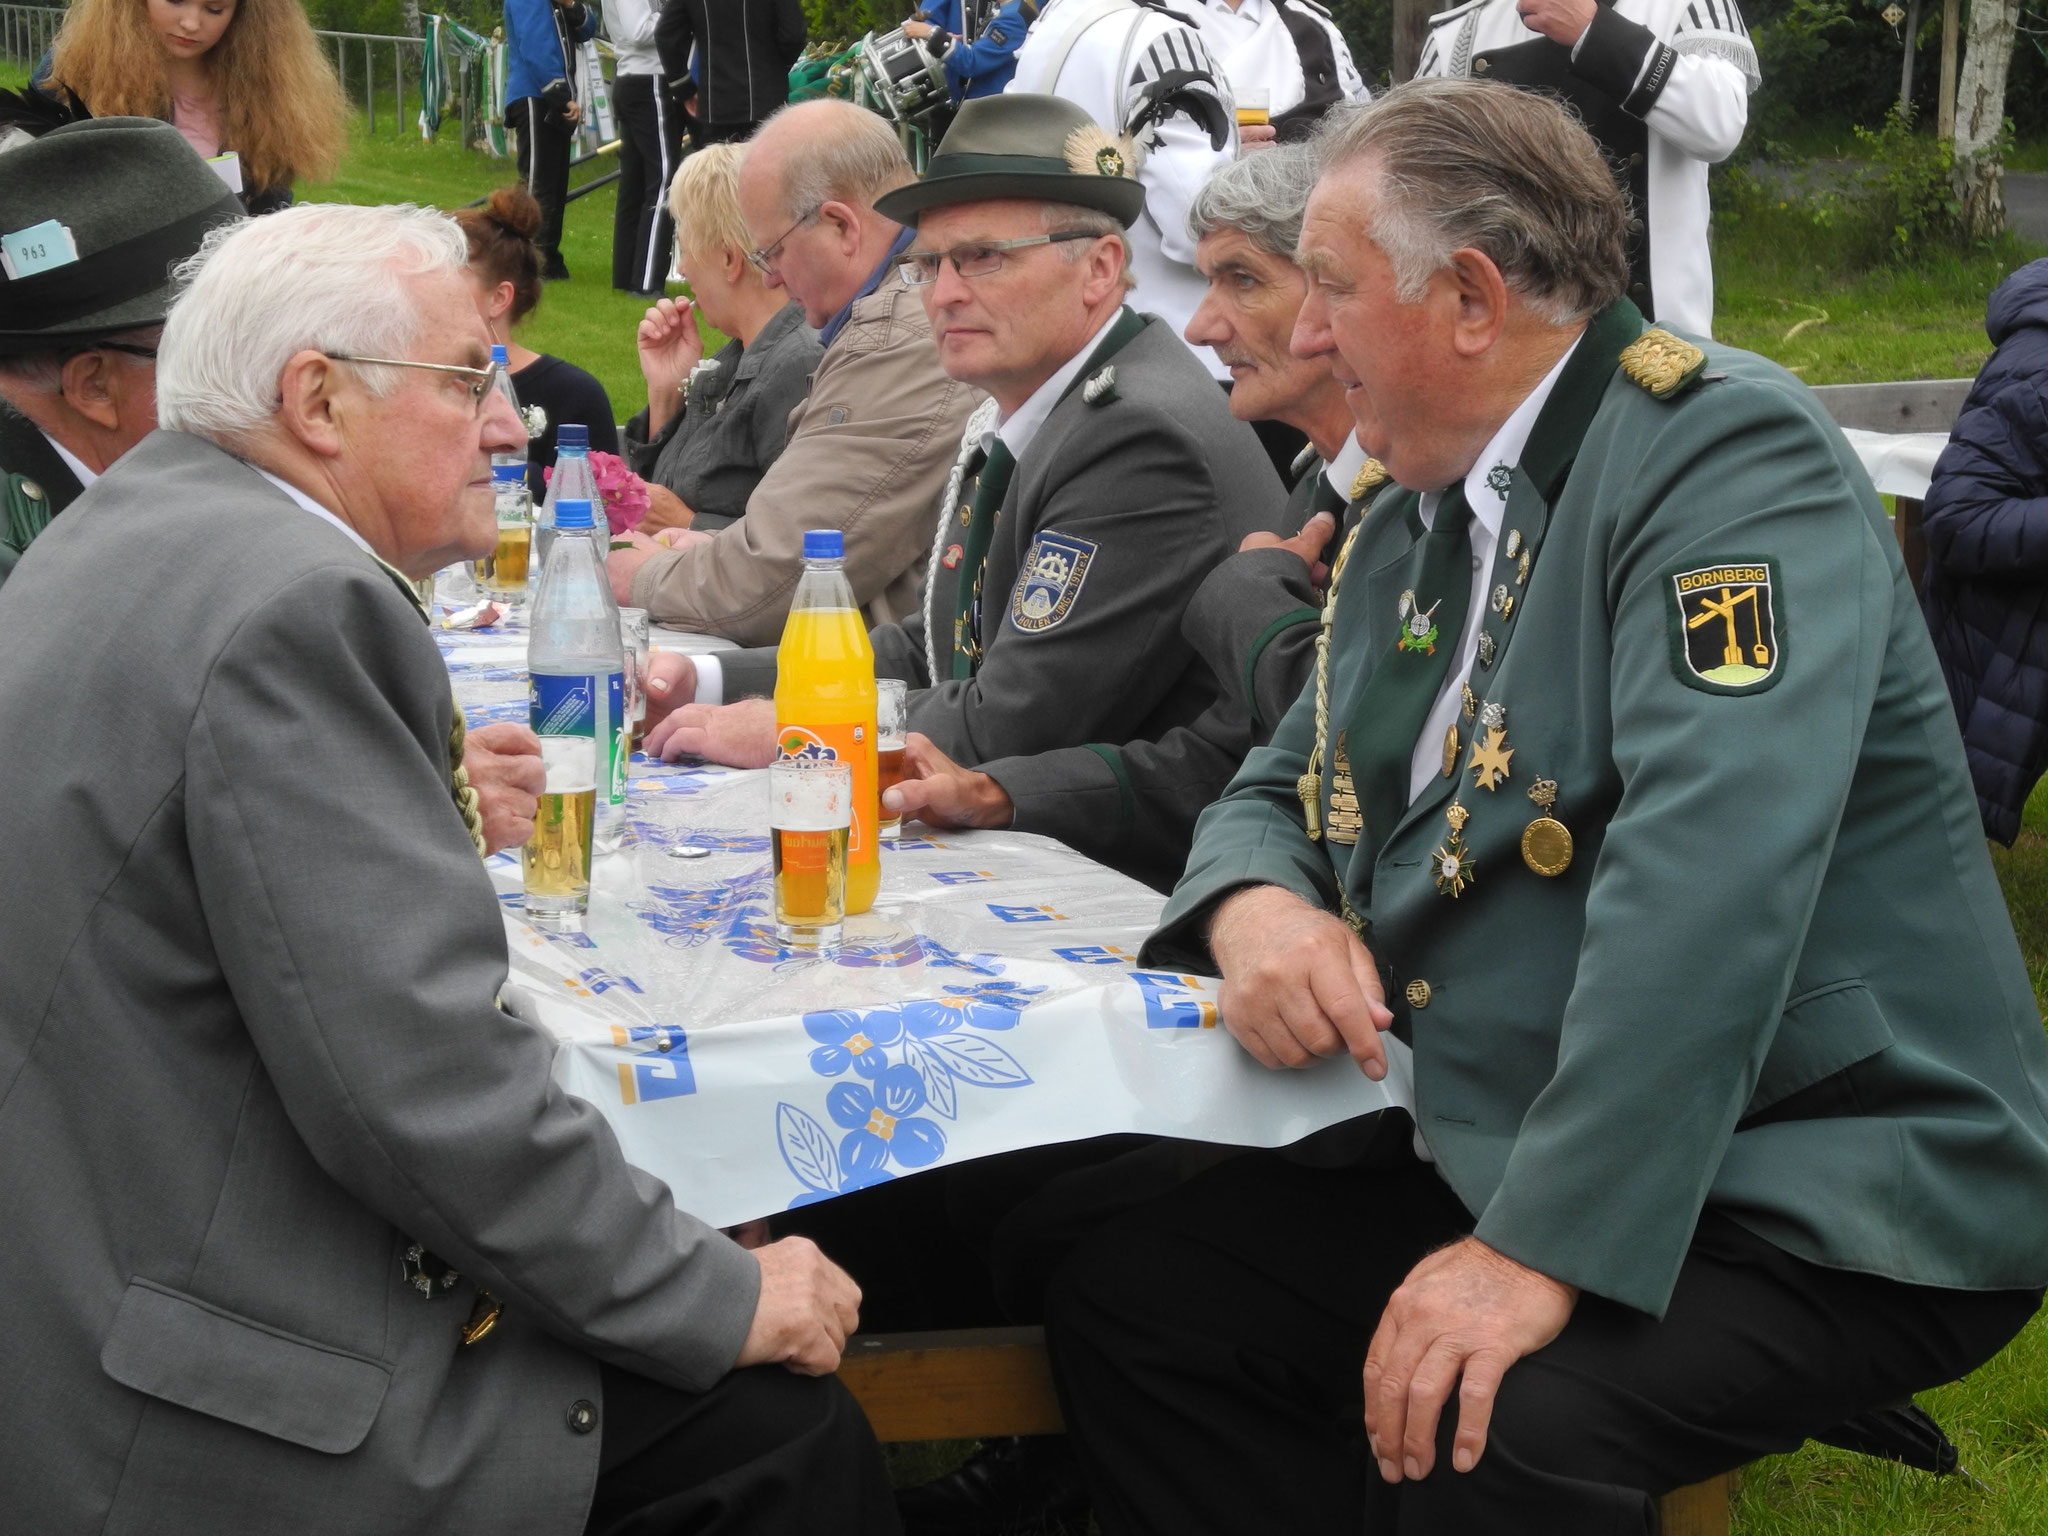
[771,758,851,952]
[1235,86,1270,128]
[876,678,908,841]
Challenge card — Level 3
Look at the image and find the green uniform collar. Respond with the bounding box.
[1518,297,1645,501]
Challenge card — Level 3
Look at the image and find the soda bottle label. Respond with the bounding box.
[775,721,872,858]
[532,671,626,806]
[606,669,627,807]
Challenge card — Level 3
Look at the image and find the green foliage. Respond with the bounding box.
[800,0,914,51]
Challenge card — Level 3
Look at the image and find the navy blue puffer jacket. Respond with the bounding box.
[1919,258,2048,844]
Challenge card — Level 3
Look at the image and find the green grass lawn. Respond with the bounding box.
[47,104,2048,1536]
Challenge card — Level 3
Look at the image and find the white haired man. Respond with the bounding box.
[0,202,895,1536]
[1043,80,2048,1534]
[607,99,981,649]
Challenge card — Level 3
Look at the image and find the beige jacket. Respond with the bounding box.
[630,268,982,643]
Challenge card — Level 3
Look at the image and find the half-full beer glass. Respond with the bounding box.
[771,759,851,951]
[876,678,908,841]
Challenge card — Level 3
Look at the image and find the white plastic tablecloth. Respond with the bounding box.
[437,619,1410,1227]
[1842,428,1950,502]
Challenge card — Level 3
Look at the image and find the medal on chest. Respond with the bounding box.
[1521,777,1573,876]
[1327,731,1362,845]
[1395,589,1444,656]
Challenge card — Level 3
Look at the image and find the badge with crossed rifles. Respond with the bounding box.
[1397,598,1444,656]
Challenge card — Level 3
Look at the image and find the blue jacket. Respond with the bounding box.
[915,0,967,32]
[1919,257,2048,843]
[941,0,1036,99]
[506,0,594,105]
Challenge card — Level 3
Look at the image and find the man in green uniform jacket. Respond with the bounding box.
[0,118,244,594]
[1042,81,2048,1536]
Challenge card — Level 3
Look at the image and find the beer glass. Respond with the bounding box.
[876,678,908,841]
[619,607,651,751]
[1235,86,1270,129]
[524,735,598,930]
[770,759,851,952]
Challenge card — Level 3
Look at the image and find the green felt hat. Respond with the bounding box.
[0,117,245,357]
[873,93,1146,228]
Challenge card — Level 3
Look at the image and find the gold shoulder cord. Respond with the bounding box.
[1294,523,1370,933]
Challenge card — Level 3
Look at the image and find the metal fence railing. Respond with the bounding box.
[0,2,59,74]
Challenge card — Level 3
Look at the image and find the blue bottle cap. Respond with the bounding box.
[557,423,588,449]
[492,461,525,482]
[803,529,844,560]
[490,343,509,365]
[554,498,595,529]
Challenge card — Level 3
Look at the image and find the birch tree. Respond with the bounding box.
[1952,0,2019,237]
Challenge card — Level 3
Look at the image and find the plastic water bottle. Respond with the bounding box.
[489,343,526,478]
[535,422,597,585]
[775,530,879,914]
[524,497,626,927]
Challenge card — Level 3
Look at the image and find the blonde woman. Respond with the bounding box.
[625,142,821,533]
[29,0,345,213]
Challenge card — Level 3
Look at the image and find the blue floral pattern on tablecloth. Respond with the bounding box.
[777,973,1045,1206]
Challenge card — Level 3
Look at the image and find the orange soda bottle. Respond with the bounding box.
[774,530,879,913]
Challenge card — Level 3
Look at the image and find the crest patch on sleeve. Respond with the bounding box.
[1011,532,1097,632]
[1665,560,1784,694]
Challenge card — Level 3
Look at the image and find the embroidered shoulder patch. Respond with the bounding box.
[1620,329,1707,400]
[1011,532,1098,632]
[1665,560,1784,694]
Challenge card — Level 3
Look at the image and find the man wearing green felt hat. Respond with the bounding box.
[0,116,244,593]
[647,92,1288,891]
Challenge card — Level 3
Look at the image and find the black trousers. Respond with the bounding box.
[611,73,685,294]
[510,94,574,271]
[1045,1148,2042,1536]
[585,1361,902,1535]
[689,114,759,149]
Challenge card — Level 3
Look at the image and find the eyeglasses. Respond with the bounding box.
[326,353,504,416]
[897,231,1099,287]
[746,207,821,275]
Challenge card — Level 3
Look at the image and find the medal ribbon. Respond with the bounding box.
[950,438,1015,679]
[1347,482,1475,867]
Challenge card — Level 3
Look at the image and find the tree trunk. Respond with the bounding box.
[1952,0,2019,238]
[401,0,422,37]
[1392,0,1431,81]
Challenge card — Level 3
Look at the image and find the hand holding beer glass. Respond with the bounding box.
[1235,86,1278,152]
[876,679,908,841]
[771,759,851,953]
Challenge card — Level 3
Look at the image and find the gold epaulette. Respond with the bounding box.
[1350,458,1390,501]
[1619,329,1707,401]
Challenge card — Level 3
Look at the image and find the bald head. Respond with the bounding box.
[746,100,916,224]
[737,99,919,328]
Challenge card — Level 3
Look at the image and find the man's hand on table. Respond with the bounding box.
[461,722,545,853]
[641,650,700,736]
[645,696,779,767]
[1206,883,1393,1078]
[1365,1237,1578,1481]
[882,732,1014,830]
[735,1235,863,1375]
[640,483,696,533]
[607,532,666,606]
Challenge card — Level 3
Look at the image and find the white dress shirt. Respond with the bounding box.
[40,429,97,492]
[253,466,377,560]
[1405,334,1579,804]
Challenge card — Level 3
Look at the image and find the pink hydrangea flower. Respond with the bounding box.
[542,450,650,535]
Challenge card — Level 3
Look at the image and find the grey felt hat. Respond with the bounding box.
[0,117,245,357]
[873,93,1147,228]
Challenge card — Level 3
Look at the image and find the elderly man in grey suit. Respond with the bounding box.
[0,202,898,1535]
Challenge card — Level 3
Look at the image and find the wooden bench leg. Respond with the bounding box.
[843,1327,1739,1534]
[1658,1470,1736,1536]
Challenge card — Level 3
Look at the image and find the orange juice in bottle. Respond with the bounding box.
[775,529,879,913]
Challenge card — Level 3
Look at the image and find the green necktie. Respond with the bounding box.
[951,437,1016,680]
[1310,465,1349,520]
[1347,482,1475,865]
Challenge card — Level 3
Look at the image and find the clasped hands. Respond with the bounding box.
[1207,884,1578,1481]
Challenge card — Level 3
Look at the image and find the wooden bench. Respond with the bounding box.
[1809,377,1973,591]
[840,1326,1740,1534]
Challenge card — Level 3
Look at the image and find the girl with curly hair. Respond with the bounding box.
[31,0,346,213]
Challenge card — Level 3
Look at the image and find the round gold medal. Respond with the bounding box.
[1520,816,1573,877]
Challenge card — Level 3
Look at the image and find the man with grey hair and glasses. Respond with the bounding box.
[0,200,898,1536]
[1043,79,2048,1534]
[609,98,980,652]
[643,93,1284,892]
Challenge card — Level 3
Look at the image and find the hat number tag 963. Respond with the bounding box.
[0,219,80,281]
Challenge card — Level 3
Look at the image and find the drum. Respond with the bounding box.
[853,26,951,126]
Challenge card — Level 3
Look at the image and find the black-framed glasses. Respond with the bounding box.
[325,353,504,416]
[898,231,1099,287]
[746,207,821,275]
